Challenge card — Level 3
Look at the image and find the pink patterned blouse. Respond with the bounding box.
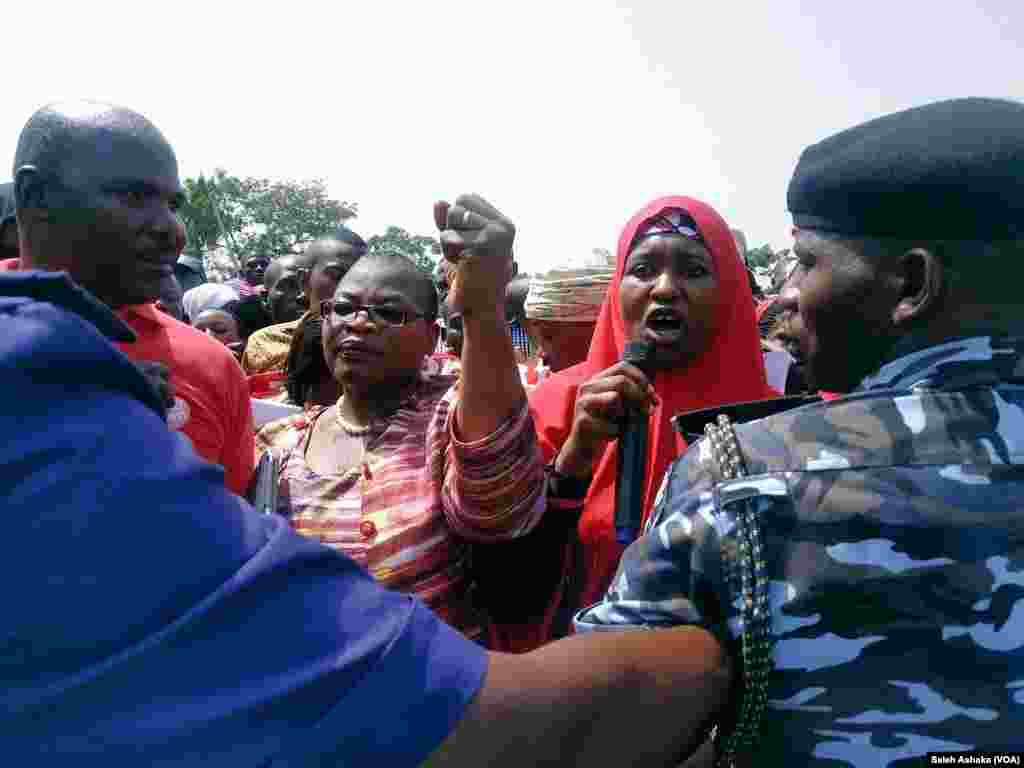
[255,373,547,637]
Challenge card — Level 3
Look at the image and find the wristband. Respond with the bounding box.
[546,462,591,499]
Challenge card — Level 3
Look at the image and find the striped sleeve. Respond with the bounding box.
[431,387,547,543]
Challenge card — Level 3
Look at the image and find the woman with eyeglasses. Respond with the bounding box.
[255,196,547,640]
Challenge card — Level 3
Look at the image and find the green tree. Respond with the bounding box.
[744,244,776,269]
[366,225,440,274]
[178,169,358,270]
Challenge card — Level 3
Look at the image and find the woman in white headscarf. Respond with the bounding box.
[523,248,615,378]
[182,283,239,325]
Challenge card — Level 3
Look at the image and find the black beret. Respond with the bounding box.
[788,97,1024,240]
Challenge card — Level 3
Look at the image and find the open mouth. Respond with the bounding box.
[642,306,687,344]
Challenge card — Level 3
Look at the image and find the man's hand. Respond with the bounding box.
[433,194,515,319]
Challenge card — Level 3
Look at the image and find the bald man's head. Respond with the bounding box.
[13,101,183,308]
[300,237,363,311]
[264,255,306,323]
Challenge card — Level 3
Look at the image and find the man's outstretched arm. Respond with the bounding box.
[425,626,730,768]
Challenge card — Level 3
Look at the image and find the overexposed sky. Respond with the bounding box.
[3,1,1022,272]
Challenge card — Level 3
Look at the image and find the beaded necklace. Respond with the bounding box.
[703,414,773,768]
[335,398,373,436]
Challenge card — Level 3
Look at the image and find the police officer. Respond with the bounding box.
[576,97,1024,765]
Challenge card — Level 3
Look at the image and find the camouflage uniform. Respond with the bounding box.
[575,335,1024,766]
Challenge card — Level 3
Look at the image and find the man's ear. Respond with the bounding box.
[891,247,944,328]
[423,318,440,355]
[14,165,47,216]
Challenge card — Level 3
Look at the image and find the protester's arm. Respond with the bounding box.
[424,627,731,768]
[221,353,256,494]
[435,195,523,442]
[435,387,546,541]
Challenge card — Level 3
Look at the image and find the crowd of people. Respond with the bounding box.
[2,95,1022,767]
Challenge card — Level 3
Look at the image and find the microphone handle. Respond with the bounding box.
[614,340,656,545]
[614,403,649,545]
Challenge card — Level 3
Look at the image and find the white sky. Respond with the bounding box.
[3,1,1023,273]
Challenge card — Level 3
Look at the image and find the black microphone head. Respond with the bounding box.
[622,340,657,375]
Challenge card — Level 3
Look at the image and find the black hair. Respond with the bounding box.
[14,102,174,190]
[285,313,330,406]
[440,299,462,330]
[334,225,368,255]
[222,296,272,340]
[836,234,1024,301]
[304,237,364,272]
[758,299,785,339]
[747,268,764,300]
[348,250,439,321]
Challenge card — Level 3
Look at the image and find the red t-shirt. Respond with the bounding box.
[1,256,254,493]
[115,303,255,495]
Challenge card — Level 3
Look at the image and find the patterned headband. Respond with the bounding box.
[632,209,705,247]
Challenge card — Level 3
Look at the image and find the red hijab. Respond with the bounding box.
[530,196,776,609]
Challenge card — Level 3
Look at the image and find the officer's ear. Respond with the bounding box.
[890,247,944,328]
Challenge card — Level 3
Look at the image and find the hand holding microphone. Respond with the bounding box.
[614,341,656,544]
[555,341,659,494]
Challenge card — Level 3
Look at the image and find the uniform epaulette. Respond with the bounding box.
[671,395,822,443]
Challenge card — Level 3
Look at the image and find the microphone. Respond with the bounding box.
[614,340,656,545]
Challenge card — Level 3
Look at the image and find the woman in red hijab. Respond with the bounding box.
[530,196,777,621]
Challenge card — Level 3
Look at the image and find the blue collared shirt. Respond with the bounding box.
[0,271,486,767]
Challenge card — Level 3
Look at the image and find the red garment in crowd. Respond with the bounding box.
[114,303,255,495]
[530,196,778,616]
[2,257,254,493]
[225,278,263,298]
[248,370,288,399]
[756,297,778,323]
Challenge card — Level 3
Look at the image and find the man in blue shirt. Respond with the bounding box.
[0,265,726,766]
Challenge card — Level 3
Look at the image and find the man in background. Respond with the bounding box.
[226,254,270,297]
[505,272,534,362]
[241,232,363,375]
[174,249,207,293]
[10,100,254,494]
[523,247,613,375]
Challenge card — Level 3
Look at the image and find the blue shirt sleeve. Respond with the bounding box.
[0,295,486,768]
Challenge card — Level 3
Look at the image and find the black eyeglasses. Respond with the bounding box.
[320,299,424,328]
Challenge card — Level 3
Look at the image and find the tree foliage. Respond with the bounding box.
[178,169,358,269]
[744,244,776,269]
[366,225,440,274]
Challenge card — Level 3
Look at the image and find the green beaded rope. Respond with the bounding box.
[705,414,773,768]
